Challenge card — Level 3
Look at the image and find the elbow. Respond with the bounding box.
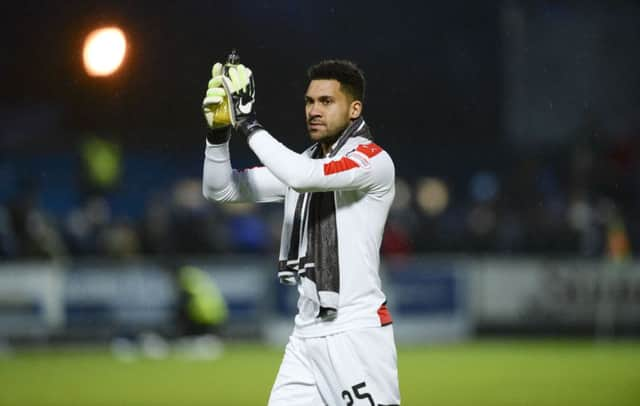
[285,175,314,192]
[278,165,318,191]
[202,183,233,203]
[202,184,220,202]
[287,177,305,191]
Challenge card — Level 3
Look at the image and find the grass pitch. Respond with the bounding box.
[0,340,638,405]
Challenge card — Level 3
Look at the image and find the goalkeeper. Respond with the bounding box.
[201,57,400,405]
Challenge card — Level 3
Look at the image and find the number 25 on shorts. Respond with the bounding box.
[341,382,373,405]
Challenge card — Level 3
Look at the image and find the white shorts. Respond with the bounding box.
[268,325,400,406]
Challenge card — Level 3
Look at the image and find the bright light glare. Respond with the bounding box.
[83,27,127,77]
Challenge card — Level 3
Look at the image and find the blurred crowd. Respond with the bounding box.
[0,129,637,262]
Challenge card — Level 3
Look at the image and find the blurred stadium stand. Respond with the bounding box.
[1,134,638,259]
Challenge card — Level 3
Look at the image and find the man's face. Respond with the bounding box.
[305,79,360,142]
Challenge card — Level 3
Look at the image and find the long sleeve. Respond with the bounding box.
[247,130,394,194]
[202,141,286,203]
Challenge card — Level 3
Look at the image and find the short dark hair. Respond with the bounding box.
[307,60,365,102]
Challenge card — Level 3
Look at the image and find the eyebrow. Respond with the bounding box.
[305,95,334,102]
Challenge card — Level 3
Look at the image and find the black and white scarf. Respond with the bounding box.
[277,117,372,320]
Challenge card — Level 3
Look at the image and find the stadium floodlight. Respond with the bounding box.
[83,27,127,77]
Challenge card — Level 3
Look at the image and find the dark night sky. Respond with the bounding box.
[1,1,502,156]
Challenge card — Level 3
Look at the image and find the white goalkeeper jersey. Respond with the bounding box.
[202,125,395,338]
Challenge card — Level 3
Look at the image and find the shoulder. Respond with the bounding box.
[344,136,389,156]
[343,139,395,187]
[344,138,393,168]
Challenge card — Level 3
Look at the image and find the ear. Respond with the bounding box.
[349,100,363,119]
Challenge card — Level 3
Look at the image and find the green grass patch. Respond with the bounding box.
[1,340,638,405]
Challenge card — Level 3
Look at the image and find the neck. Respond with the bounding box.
[319,120,355,156]
[319,130,344,155]
[319,138,337,156]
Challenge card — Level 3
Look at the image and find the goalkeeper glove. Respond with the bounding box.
[202,62,233,143]
[221,64,264,138]
[203,62,229,128]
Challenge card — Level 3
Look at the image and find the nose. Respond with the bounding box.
[307,102,322,118]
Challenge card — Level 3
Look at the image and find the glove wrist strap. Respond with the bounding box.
[237,114,264,138]
[206,126,233,144]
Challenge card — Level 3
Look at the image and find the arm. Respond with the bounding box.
[216,61,393,194]
[201,61,285,203]
[203,140,286,203]
[247,129,394,194]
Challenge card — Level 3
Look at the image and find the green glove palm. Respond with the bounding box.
[202,62,230,129]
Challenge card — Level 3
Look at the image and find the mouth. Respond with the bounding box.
[308,122,324,130]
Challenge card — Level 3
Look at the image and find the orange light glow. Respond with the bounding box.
[83,27,127,77]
